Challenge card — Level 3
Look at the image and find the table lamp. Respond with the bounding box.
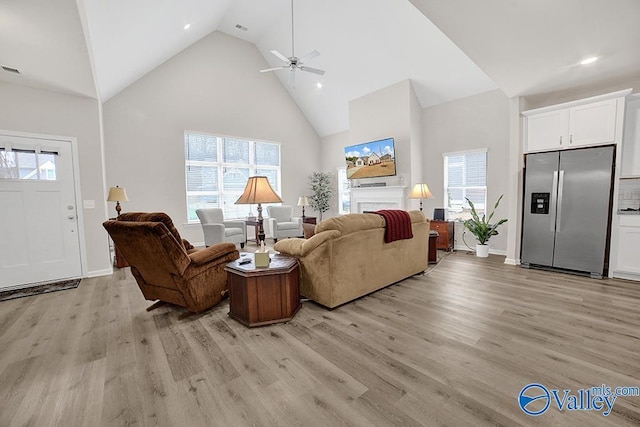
[107,185,129,217]
[409,183,434,212]
[297,196,309,218]
[235,176,283,244]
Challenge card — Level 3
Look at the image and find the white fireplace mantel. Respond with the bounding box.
[350,186,407,213]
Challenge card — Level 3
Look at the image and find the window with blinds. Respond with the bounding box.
[443,149,487,221]
[184,133,281,222]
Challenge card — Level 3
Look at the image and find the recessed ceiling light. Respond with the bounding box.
[184,23,191,30]
[580,56,598,65]
[316,82,323,89]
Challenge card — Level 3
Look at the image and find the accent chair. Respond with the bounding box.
[196,208,246,248]
[266,205,303,242]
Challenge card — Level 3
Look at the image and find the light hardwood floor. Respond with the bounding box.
[1,252,640,426]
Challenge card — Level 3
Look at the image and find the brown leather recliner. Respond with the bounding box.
[103,212,240,314]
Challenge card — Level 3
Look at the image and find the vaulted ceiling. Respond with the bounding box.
[1,0,639,137]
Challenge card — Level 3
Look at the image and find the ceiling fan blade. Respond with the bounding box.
[260,66,288,73]
[298,50,320,63]
[299,66,325,76]
[270,50,290,63]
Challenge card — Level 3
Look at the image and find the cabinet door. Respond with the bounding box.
[621,97,640,177]
[526,109,568,152]
[568,99,617,147]
[616,226,640,275]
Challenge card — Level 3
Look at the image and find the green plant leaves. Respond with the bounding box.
[463,195,507,245]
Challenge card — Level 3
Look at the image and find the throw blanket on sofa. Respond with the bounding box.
[374,210,413,243]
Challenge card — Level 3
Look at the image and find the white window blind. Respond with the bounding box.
[443,150,487,220]
[185,132,281,221]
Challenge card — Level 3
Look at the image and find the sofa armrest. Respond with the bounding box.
[223,220,245,231]
[292,216,303,227]
[189,242,238,265]
[274,230,341,257]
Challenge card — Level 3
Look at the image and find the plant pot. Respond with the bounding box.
[475,244,489,258]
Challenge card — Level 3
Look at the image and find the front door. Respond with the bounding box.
[0,135,82,289]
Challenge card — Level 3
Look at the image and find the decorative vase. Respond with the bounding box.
[476,244,489,258]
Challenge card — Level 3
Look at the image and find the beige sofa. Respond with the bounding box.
[273,211,429,308]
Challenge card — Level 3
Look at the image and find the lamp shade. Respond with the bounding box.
[107,186,129,202]
[297,196,309,207]
[235,176,283,205]
[409,183,434,199]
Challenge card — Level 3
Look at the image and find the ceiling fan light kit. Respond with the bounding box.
[260,0,325,83]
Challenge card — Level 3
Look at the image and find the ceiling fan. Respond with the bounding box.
[260,0,325,81]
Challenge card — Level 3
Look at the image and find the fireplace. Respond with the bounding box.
[350,186,407,213]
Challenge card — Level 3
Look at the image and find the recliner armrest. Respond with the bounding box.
[189,242,238,265]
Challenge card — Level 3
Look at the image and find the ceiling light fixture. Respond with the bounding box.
[316,82,323,89]
[184,23,191,30]
[580,56,598,65]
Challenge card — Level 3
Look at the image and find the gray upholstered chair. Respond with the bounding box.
[196,208,246,248]
[267,205,303,242]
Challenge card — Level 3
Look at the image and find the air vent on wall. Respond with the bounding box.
[235,24,248,31]
[1,65,20,74]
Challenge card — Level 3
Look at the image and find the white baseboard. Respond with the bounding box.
[612,270,640,282]
[504,258,520,266]
[85,268,113,278]
[454,246,507,257]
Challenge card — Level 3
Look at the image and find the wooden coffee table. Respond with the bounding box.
[225,253,300,327]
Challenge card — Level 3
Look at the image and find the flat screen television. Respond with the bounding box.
[344,137,396,179]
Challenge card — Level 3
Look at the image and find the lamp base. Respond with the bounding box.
[257,203,266,244]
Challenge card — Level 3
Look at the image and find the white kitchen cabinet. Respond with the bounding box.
[614,215,640,280]
[523,90,629,153]
[621,95,640,177]
[567,99,617,148]
[526,109,568,152]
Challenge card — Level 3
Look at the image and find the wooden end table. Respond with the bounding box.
[225,253,300,327]
[245,219,260,245]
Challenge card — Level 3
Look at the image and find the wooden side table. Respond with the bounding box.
[302,216,317,225]
[430,220,455,251]
[225,253,300,327]
[428,231,438,264]
[245,219,260,245]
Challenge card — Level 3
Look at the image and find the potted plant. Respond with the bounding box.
[463,194,507,257]
[308,171,334,221]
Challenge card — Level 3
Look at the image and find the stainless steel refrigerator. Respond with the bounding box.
[521,145,615,278]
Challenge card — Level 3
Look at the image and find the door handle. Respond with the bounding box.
[68,215,76,220]
[550,171,558,232]
[556,170,565,231]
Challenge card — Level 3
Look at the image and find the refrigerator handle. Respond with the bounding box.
[557,170,565,232]
[550,171,558,232]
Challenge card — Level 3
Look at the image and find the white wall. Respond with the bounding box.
[409,83,423,211]
[319,130,349,219]
[421,89,510,253]
[349,80,412,187]
[0,82,111,275]
[103,31,320,244]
